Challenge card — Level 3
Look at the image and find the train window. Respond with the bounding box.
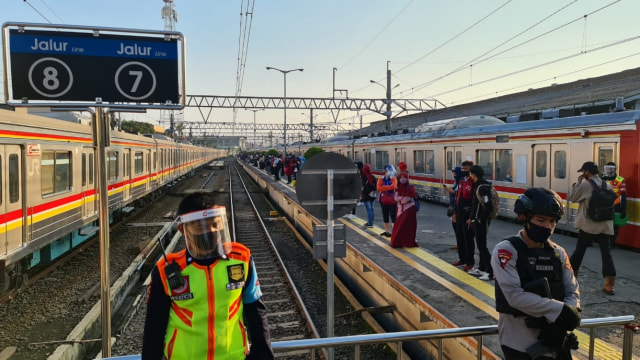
[364,151,372,165]
[147,153,151,173]
[477,150,494,180]
[9,154,18,203]
[597,146,614,169]
[135,152,144,175]
[413,150,434,174]
[89,154,94,185]
[554,150,567,179]
[495,149,513,182]
[0,156,2,204]
[123,153,129,177]
[153,152,157,172]
[535,151,547,177]
[107,151,119,181]
[375,151,389,170]
[82,154,86,186]
[41,151,70,196]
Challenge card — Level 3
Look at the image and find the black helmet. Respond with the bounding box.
[514,187,564,220]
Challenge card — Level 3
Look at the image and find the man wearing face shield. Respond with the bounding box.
[491,188,581,360]
[142,192,273,360]
[601,162,627,249]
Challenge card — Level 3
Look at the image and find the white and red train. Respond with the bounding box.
[295,111,640,250]
[0,107,224,292]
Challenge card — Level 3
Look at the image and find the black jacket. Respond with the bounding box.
[470,178,492,223]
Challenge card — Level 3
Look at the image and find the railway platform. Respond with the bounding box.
[250,162,639,359]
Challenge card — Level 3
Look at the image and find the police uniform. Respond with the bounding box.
[491,232,580,356]
[142,243,273,360]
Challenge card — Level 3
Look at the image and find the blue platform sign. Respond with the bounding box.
[8,29,180,104]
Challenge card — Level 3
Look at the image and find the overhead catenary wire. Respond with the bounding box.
[232,0,256,129]
[403,0,623,99]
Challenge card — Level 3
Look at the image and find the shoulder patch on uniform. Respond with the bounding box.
[497,248,513,269]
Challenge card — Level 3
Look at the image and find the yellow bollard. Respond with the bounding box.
[292,180,296,187]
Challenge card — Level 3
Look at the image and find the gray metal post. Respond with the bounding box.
[386,63,392,133]
[94,108,111,357]
[326,169,335,360]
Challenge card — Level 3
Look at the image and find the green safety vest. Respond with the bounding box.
[157,244,251,359]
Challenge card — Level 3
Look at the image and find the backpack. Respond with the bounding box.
[586,179,617,221]
[476,183,500,219]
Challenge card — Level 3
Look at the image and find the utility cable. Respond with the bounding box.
[406,0,623,97]
[22,0,52,23]
[431,35,640,99]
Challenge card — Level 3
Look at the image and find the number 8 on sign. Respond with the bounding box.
[28,57,73,98]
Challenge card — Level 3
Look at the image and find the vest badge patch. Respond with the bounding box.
[227,264,245,290]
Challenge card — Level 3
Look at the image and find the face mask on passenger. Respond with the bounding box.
[400,178,408,184]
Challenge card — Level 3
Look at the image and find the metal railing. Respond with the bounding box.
[271,315,637,360]
[99,315,637,360]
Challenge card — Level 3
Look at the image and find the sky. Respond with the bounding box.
[1,0,639,141]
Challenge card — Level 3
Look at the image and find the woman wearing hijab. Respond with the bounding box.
[377,164,398,237]
[361,164,377,227]
[391,173,418,248]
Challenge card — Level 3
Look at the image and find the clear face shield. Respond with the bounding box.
[604,165,616,178]
[179,206,232,259]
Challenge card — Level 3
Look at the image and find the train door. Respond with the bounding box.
[0,146,23,256]
[122,149,130,201]
[395,148,406,169]
[532,144,570,203]
[80,149,96,217]
[444,146,463,183]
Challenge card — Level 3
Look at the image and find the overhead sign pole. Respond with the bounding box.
[2,22,185,357]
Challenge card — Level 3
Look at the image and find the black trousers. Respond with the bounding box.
[473,219,492,274]
[455,206,474,266]
[570,230,617,277]
[501,345,554,360]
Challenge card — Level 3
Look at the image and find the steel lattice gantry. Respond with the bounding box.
[185,95,443,124]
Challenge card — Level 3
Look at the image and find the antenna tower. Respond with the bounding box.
[161,0,182,138]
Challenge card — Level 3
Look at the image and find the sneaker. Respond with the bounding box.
[479,272,493,281]
[467,268,484,276]
[462,265,474,272]
[451,261,464,267]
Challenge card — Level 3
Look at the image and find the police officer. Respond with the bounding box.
[602,161,627,248]
[142,192,273,360]
[491,188,581,360]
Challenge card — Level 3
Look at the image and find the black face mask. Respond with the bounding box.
[462,171,470,176]
[525,221,553,243]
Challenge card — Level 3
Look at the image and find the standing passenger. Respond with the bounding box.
[444,167,463,251]
[453,160,475,272]
[142,192,274,360]
[377,164,398,237]
[569,161,617,295]
[467,165,494,280]
[361,164,377,227]
[391,173,418,248]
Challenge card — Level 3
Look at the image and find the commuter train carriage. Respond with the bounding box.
[302,111,640,249]
[0,107,222,293]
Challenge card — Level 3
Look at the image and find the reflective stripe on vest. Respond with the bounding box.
[157,243,251,360]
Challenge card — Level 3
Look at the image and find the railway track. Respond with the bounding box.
[228,162,318,358]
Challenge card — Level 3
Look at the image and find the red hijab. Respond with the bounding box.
[397,173,412,195]
[362,164,375,186]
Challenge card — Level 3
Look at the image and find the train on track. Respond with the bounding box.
[0,107,225,293]
[287,110,640,250]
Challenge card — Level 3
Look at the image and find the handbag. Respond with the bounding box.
[446,205,455,217]
[379,192,396,206]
